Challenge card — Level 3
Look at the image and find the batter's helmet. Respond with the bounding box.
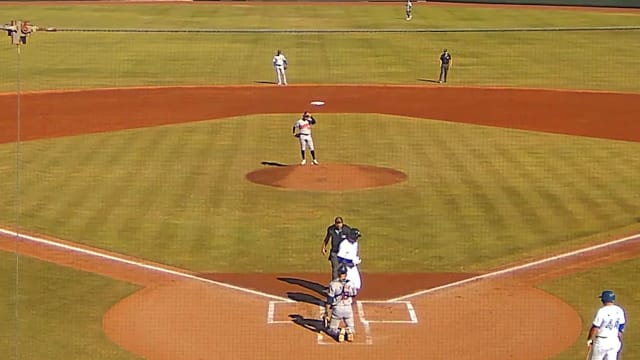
[337,264,348,276]
[347,228,361,241]
[599,290,616,303]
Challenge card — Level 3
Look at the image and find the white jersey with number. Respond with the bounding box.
[592,304,625,338]
[337,239,358,262]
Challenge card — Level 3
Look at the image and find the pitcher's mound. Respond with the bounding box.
[246,163,407,191]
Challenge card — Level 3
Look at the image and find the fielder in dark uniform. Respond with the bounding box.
[438,49,452,83]
[321,216,351,280]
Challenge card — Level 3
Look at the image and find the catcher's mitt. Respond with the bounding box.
[323,312,331,328]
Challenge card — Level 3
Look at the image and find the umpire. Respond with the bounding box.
[438,48,452,83]
[321,216,351,280]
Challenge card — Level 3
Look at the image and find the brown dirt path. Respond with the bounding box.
[0,84,639,359]
[1,85,639,144]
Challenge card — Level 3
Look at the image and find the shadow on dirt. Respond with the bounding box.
[278,277,327,296]
[288,314,337,342]
[286,291,325,306]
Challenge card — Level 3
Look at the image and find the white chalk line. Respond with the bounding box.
[0,227,292,302]
[3,225,639,310]
[356,301,374,345]
[390,232,640,302]
[357,300,419,324]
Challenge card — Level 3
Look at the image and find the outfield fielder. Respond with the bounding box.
[292,111,319,165]
[336,228,362,291]
[405,0,413,20]
[586,290,626,360]
[324,264,357,343]
[272,49,288,85]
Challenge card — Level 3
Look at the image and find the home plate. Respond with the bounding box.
[310,101,325,106]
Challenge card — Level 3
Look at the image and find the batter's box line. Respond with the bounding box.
[267,300,296,324]
[357,300,418,324]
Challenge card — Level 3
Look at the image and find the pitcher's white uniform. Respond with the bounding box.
[293,117,314,151]
[589,304,626,360]
[272,50,288,85]
[292,112,318,165]
[337,237,362,290]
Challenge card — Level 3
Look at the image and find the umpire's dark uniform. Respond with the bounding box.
[438,49,452,83]
[323,217,351,280]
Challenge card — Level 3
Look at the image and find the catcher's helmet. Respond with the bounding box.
[347,228,362,241]
[599,290,616,303]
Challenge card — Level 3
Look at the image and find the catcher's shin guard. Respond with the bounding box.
[338,328,346,343]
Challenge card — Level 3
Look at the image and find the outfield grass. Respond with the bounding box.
[0,252,140,359]
[541,257,640,360]
[1,114,638,273]
[0,4,639,91]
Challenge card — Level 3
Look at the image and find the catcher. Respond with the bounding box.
[272,49,288,85]
[323,264,357,343]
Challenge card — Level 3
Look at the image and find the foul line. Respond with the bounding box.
[390,232,640,302]
[0,227,292,302]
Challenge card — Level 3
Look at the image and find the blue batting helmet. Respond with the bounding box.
[599,290,616,303]
[347,228,361,241]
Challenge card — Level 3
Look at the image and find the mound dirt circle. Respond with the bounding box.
[246,163,407,191]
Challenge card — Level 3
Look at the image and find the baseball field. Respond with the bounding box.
[0,2,639,359]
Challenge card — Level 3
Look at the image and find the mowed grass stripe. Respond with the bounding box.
[493,138,581,237]
[2,114,640,272]
[554,141,637,224]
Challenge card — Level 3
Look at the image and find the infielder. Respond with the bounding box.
[586,290,626,360]
[272,49,288,86]
[292,111,319,165]
[324,264,357,343]
[438,49,452,83]
[336,228,362,291]
[405,0,413,21]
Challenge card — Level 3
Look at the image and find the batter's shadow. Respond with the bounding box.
[278,277,327,296]
[286,291,326,306]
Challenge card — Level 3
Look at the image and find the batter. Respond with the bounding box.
[336,228,362,290]
[587,290,626,360]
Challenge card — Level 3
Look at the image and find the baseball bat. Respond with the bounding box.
[585,346,592,360]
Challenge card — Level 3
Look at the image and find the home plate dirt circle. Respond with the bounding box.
[245,163,407,190]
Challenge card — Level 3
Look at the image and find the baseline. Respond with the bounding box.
[390,232,640,302]
[0,227,292,302]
